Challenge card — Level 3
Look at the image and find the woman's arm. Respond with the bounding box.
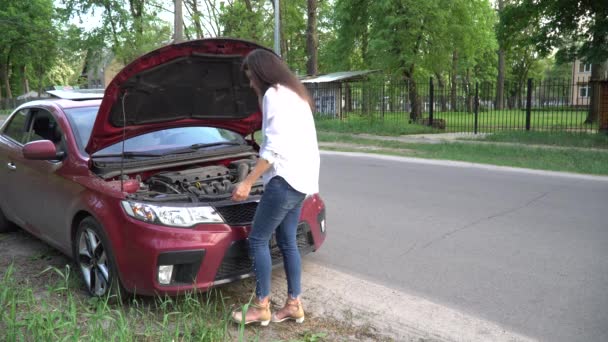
[231,158,271,201]
[231,87,284,202]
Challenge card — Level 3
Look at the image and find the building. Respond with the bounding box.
[571,59,608,106]
[82,52,123,89]
[301,70,379,118]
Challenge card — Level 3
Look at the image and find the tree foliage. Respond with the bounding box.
[0,0,57,99]
[500,0,608,64]
[59,0,171,65]
[2,0,600,108]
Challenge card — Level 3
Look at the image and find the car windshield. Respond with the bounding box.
[64,106,246,156]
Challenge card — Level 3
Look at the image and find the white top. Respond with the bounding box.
[259,84,320,195]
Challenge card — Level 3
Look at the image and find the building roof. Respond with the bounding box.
[301,70,379,83]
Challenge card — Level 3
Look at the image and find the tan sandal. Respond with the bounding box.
[231,299,272,326]
[271,298,305,324]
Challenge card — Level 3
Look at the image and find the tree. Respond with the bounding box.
[219,1,272,46]
[495,0,506,109]
[330,0,496,119]
[501,0,608,122]
[61,0,172,65]
[306,0,318,75]
[0,0,57,99]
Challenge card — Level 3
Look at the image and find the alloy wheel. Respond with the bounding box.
[78,227,110,296]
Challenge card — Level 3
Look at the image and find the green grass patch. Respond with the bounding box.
[315,114,438,136]
[0,264,239,341]
[0,263,336,342]
[429,110,593,131]
[0,109,12,116]
[473,131,608,149]
[317,134,608,175]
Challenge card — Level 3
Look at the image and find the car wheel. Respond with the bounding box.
[73,217,123,297]
[0,206,17,233]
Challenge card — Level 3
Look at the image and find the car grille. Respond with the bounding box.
[213,222,314,283]
[215,202,258,225]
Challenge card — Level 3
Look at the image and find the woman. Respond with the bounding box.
[231,49,320,326]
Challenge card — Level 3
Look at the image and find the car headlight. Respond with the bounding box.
[121,201,224,227]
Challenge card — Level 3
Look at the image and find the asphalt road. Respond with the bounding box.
[311,151,608,342]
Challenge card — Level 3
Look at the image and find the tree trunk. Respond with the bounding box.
[1,63,12,99]
[244,0,253,12]
[184,0,205,38]
[496,0,505,110]
[450,50,458,111]
[362,83,370,115]
[37,67,44,97]
[585,62,607,124]
[465,69,473,113]
[516,81,523,109]
[22,65,29,95]
[280,0,287,58]
[435,72,447,111]
[129,0,145,35]
[405,67,421,122]
[361,22,369,65]
[174,0,184,43]
[306,0,318,76]
[345,84,352,112]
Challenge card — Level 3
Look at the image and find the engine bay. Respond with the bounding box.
[124,157,264,202]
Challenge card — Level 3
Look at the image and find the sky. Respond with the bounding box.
[55,0,175,33]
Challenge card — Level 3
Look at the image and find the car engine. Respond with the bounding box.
[127,158,264,202]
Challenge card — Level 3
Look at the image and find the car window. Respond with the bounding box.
[25,110,63,144]
[1,109,29,144]
[63,106,98,153]
[63,106,246,155]
[95,126,246,156]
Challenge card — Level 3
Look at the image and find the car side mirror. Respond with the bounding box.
[23,140,64,160]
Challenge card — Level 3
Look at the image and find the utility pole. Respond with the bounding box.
[274,0,280,56]
[174,0,184,43]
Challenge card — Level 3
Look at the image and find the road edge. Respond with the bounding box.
[320,150,608,182]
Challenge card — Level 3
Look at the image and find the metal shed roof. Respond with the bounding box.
[301,70,379,83]
[46,89,105,101]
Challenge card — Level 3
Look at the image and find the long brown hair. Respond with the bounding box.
[242,49,315,110]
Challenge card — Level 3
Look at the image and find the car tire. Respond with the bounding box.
[73,217,125,298]
[0,206,17,233]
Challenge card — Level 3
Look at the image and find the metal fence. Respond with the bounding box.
[306,77,600,133]
[2,78,602,133]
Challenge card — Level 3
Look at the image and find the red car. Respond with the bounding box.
[0,38,326,297]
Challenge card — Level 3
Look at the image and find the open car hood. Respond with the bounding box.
[85,38,271,154]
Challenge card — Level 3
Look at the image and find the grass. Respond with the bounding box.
[471,130,608,149]
[317,132,608,175]
[433,109,593,131]
[0,109,12,116]
[0,261,339,342]
[315,114,439,136]
[0,264,251,341]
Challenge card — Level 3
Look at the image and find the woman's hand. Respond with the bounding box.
[232,181,252,202]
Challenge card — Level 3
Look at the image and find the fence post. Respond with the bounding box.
[474,82,479,134]
[381,82,386,119]
[599,81,608,133]
[429,77,434,127]
[526,78,532,131]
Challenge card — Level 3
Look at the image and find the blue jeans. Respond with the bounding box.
[249,176,306,299]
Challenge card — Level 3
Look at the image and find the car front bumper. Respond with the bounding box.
[108,194,326,296]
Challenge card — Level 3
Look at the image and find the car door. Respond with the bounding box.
[15,108,78,249]
[0,109,32,227]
